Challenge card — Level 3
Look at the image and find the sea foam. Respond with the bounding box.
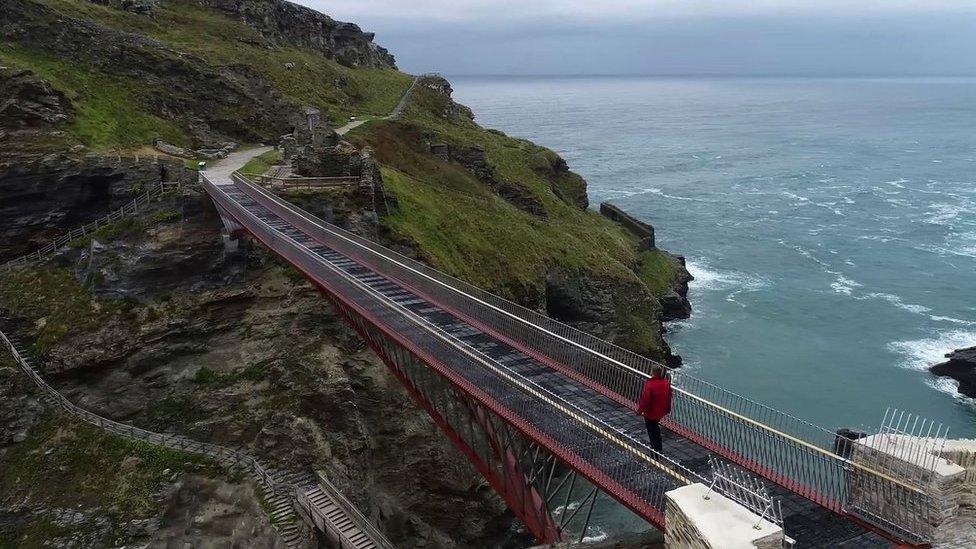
[888,330,976,372]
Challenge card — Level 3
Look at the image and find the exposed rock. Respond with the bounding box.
[6,191,511,546]
[428,139,547,218]
[151,475,287,547]
[930,346,976,398]
[0,363,44,451]
[545,268,677,365]
[421,76,474,122]
[0,68,72,128]
[154,140,194,159]
[537,150,588,210]
[657,252,692,321]
[0,155,195,261]
[293,139,361,178]
[833,428,868,458]
[77,190,251,300]
[199,0,396,68]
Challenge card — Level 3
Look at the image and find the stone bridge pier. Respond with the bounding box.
[664,484,785,548]
[848,435,976,547]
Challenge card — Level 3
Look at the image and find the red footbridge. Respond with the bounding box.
[202,168,939,547]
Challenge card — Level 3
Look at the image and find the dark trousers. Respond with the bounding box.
[645,419,663,452]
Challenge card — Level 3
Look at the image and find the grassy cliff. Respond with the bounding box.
[1,0,687,358]
[0,0,411,152]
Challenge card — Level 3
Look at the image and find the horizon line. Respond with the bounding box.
[439,72,976,79]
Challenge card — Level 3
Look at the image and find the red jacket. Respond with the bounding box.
[637,377,672,421]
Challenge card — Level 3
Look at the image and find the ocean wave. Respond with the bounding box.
[781,191,809,203]
[930,315,976,326]
[887,329,976,372]
[925,377,976,405]
[581,526,609,543]
[685,260,768,292]
[816,202,846,216]
[924,202,975,225]
[856,293,931,314]
[642,187,706,202]
[830,275,862,296]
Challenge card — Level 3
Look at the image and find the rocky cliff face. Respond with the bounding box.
[0,155,194,261]
[201,0,396,69]
[0,189,511,547]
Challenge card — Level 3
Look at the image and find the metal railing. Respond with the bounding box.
[0,180,182,272]
[706,457,784,530]
[305,471,398,549]
[225,171,936,543]
[257,174,360,188]
[205,173,707,520]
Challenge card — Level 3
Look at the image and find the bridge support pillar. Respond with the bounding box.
[664,484,784,549]
[849,436,974,545]
[211,201,246,251]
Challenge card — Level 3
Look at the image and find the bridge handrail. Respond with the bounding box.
[231,171,918,487]
[312,472,398,549]
[205,173,714,519]
[228,171,934,542]
[0,180,183,272]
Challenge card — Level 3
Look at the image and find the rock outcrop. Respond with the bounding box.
[200,0,395,68]
[0,155,195,261]
[0,69,71,128]
[931,346,976,398]
[1,0,296,148]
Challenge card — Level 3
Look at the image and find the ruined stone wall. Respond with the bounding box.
[599,202,655,250]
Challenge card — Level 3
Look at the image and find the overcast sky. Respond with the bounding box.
[298,1,976,76]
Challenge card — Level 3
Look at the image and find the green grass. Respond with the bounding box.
[637,249,683,297]
[30,0,413,127]
[0,44,187,151]
[0,415,213,519]
[151,209,180,223]
[356,112,643,297]
[192,366,236,387]
[381,167,638,299]
[357,84,683,358]
[0,267,120,353]
[239,148,283,178]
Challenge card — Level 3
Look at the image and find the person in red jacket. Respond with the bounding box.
[637,364,672,452]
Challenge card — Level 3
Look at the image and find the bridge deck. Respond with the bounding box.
[208,175,888,547]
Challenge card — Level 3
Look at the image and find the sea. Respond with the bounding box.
[449,75,976,540]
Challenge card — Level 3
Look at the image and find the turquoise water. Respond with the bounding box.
[450,75,976,443]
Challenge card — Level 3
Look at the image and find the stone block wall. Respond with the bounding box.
[941,439,976,517]
[849,434,967,541]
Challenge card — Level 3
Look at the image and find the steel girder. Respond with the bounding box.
[329,295,609,544]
